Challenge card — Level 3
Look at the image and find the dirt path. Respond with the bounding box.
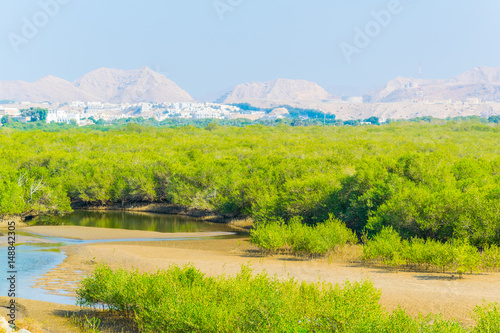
[33,237,500,328]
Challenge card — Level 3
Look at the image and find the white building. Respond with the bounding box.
[86,102,123,114]
[0,108,21,117]
[193,110,223,119]
[140,103,152,113]
[12,116,31,123]
[46,109,81,124]
[71,101,87,108]
[466,98,481,105]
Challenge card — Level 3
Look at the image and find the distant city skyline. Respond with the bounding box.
[1,0,499,98]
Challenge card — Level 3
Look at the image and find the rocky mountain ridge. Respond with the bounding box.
[0,67,193,103]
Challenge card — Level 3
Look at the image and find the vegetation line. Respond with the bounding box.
[75,263,500,333]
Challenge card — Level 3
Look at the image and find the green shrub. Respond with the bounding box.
[76,263,500,332]
[250,216,357,256]
[363,228,483,274]
[472,302,500,333]
[249,220,288,252]
[362,226,405,265]
[449,239,482,275]
[482,245,500,270]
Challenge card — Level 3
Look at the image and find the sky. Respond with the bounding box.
[1,0,499,98]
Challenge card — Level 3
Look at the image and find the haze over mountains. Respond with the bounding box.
[73,67,193,103]
[2,66,500,108]
[218,67,500,105]
[0,67,193,104]
[371,67,500,103]
[217,79,333,104]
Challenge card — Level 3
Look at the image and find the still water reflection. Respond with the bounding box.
[33,210,236,233]
[1,211,236,304]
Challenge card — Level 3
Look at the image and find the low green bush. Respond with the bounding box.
[76,263,500,332]
[481,244,500,270]
[472,302,500,332]
[250,215,358,255]
[363,227,489,274]
[248,220,288,253]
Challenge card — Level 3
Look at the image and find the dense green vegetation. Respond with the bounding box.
[250,216,357,255]
[362,227,500,274]
[0,117,257,131]
[2,121,500,248]
[250,220,500,274]
[21,107,48,121]
[76,263,500,333]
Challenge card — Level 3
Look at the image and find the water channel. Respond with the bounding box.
[0,210,238,305]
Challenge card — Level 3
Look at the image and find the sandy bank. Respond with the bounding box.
[0,297,82,332]
[0,215,29,229]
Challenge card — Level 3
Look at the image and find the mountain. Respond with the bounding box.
[220,79,332,104]
[451,66,500,84]
[0,75,96,103]
[0,67,193,103]
[370,67,500,103]
[3,66,500,106]
[74,67,193,103]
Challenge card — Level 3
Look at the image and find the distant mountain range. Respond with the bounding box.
[218,79,333,104]
[218,67,500,105]
[0,67,193,103]
[2,66,500,106]
[371,67,500,103]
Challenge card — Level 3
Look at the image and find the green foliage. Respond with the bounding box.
[363,116,380,125]
[1,115,14,124]
[0,167,26,214]
[21,107,48,121]
[249,220,288,252]
[481,244,500,270]
[488,115,500,123]
[76,263,500,333]
[251,216,358,255]
[472,302,500,332]
[1,122,500,249]
[363,227,489,274]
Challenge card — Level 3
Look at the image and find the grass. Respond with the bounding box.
[76,263,500,333]
[68,314,102,333]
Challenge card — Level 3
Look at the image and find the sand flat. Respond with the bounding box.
[30,238,500,327]
[22,225,234,240]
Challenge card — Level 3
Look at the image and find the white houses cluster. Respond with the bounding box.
[1,100,245,126]
[46,109,81,124]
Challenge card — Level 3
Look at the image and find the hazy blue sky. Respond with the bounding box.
[1,0,499,97]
